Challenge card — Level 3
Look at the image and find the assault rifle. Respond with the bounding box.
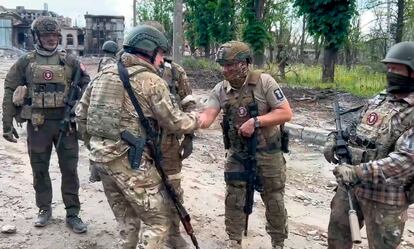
[117,61,200,249]
[243,102,260,236]
[333,100,362,244]
[56,64,81,149]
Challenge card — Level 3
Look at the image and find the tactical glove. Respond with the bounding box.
[3,127,19,143]
[179,134,194,159]
[333,165,361,185]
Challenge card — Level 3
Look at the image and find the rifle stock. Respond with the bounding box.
[333,100,362,244]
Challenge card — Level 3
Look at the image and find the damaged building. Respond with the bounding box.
[84,14,124,55]
[0,6,124,56]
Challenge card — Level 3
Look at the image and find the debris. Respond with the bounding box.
[1,224,17,234]
[326,181,338,188]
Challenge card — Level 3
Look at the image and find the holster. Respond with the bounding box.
[281,129,290,153]
[120,130,146,170]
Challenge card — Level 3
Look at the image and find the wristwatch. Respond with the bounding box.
[253,117,260,128]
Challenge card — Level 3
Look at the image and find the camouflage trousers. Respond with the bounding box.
[97,157,171,249]
[161,134,188,248]
[27,120,80,217]
[328,186,408,249]
[225,151,288,246]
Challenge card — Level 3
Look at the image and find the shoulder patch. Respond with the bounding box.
[274,88,284,100]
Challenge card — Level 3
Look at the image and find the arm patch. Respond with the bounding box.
[274,88,284,100]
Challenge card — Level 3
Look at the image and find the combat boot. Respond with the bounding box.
[165,220,188,248]
[225,239,242,249]
[34,209,52,227]
[66,215,87,234]
[272,241,284,249]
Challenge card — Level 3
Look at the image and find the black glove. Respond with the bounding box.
[179,134,193,159]
[3,127,19,143]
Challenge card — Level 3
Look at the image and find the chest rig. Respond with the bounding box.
[222,85,281,154]
[348,93,414,164]
[28,52,72,110]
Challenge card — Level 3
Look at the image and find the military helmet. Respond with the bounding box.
[381,41,414,70]
[216,41,252,66]
[123,24,168,56]
[31,16,60,35]
[102,40,118,54]
[140,21,166,34]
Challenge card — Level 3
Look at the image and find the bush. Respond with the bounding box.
[266,63,386,97]
[181,57,221,71]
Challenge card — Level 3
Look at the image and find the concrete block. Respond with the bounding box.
[302,127,330,145]
[285,123,304,139]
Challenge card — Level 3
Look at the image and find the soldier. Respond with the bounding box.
[75,25,199,248]
[2,16,89,233]
[142,20,195,249]
[324,41,414,249]
[198,41,293,249]
[97,40,118,72]
[276,43,288,80]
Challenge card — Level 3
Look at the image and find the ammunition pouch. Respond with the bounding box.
[32,83,67,108]
[120,130,146,170]
[281,129,289,153]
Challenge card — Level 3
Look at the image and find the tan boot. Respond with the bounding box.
[226,240,242,249]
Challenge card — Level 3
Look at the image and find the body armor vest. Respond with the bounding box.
[28,52,72,109]
[348,93,414,165]
[222,72,281,154]
[19,51,74,125]
[98,56,116,72]
[87,65,147,141]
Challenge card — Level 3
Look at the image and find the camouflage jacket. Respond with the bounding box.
[97,55,117,72]
[75,53,199,163]
[161,60,193,112]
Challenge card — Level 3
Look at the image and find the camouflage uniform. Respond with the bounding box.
[326,92,414,249]
[161,59,194,248]
[97,40,119,72]
[276,44,288,80]
[205,69,289,248]
[97,55,117,72]
[325,42,414,249]
[76,50,198,248]
[2,17,90,228]
[89,41,119,182]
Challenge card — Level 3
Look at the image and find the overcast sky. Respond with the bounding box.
[2,0,134,29]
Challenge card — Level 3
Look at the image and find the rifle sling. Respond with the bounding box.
[117,61,155,139]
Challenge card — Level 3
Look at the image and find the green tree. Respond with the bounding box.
[241,0,269,66]
[186,0,217,57]
[136,0,174,41]
[214,0,236,44]
[294,0,357,82]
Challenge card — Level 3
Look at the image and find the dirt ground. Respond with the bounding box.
[0,57,414,249]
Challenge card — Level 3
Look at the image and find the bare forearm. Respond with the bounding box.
[257,107,292,127]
